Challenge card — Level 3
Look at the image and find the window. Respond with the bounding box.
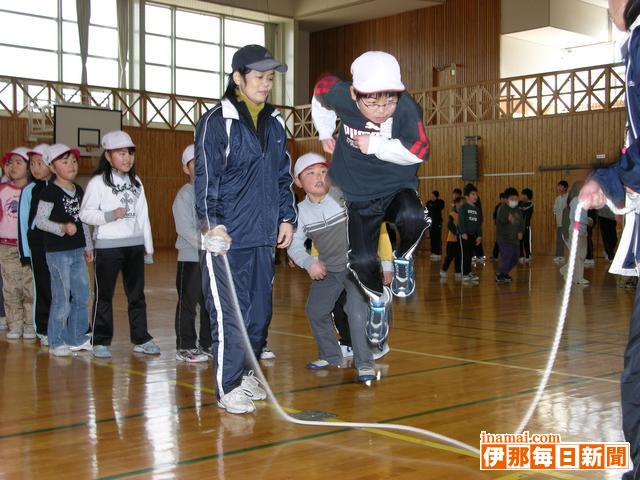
[144,3,265,99]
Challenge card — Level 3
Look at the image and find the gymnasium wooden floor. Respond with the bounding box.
[0,249,633,479]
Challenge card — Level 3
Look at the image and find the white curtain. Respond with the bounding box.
[76,0,91,85]
[117,0,129,88]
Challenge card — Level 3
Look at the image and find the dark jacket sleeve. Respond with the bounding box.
[275,118,297,227]
[591,142,640,206]
[194,108,227,232]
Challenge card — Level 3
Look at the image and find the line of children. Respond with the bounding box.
[79,131,159,358]
[0,147,34,339]
[35,144,93,356]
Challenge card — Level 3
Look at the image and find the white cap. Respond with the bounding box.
[29,144,49,157]
[351,51,405,94]
[294,152,328,178]
[43,144,80,166]
[101,130,135,150]
[1,147,31,165]
[181,144,195,166]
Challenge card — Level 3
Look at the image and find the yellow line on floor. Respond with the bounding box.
[270,329,619,384]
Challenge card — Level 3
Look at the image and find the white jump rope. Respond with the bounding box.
[207,198,628,456]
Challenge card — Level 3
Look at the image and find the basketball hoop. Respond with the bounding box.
[83,144,100,156]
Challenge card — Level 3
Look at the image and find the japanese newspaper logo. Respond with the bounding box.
[480,431,629,471]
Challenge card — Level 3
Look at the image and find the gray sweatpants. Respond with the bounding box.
[306,270,373,370]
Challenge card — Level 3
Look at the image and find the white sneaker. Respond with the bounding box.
[575,278,590,285]
[462,274,479,284]
[218,386,256,414]
[340,345,354,358]
[38,334,48,347]
[439,270,447,278]
[373,343,390,360]
[176,349,208,363]
[22,331,37,340]
[430,254,441,261]
[6,330,21,340]
[50,345,72,357]
[553,256,565,264]
[260,347,276,360]
[70,339,93,352]
[584,259,595,266]
[133,339,161,355]
[240,371,267,400]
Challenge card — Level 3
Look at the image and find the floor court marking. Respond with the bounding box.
[1,338,620,480]
[270,330,620,384]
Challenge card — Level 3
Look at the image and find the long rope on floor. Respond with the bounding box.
[210,253,481,456]
[515,199,632,434]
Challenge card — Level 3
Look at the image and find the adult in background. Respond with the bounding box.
[579,0,640,477]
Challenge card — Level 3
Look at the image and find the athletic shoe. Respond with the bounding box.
[391,257,415,297]
[6,330,21,340]
[50,345,72,357]
[240,371,267,400]
[340,345,354,358]
[38,334,48,347]
[575,278,590,286]
[366,286,392,345]
[218,386,255,414]
[260,347,276,360]
[454,273,462,281]
[504,274,513,282]
[468,272,479,280]
[176,349,208,363]
[133,339,161,355]
[93,345,112,358]
[70,338,93,352]
[372,343,390,360]
[495,273,511,284]
[430,254,441,261]
[553,256,565,264]
[439,270,447,278]
[0,317,7,330]
[306,359,331,369]
[584,259,595,267]
[22,331,37,340]
[462,274,479,284]
[357,367,376,383]
[201,346,214,358]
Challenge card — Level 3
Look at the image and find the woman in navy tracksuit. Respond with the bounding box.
[194,45,296,414]
[581,1,640,477]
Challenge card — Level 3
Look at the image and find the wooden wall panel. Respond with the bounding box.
[308,0,500,100]
[293,109,627,256]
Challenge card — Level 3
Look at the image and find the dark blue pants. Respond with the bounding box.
[498,242,519,275]
[622,283,640,476]
[201,246,273,398]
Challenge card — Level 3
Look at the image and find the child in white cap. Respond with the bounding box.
[35,144,93,356]
[172,144,211,363]
[79,130,158,358]
[0,147,34,339]
[18,143,52,345]
[311,51,431,347]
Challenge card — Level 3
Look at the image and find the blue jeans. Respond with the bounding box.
[46,248,90,349]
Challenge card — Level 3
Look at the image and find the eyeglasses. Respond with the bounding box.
[359,99,398,111]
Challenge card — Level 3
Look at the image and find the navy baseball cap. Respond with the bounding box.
[231,44,288,73]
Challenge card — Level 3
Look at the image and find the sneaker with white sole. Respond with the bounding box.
[93,345,112,358]
[70,338,93,352]
[201,346,213,358]
[372,343,390,360]
[37,334,48,346]
[240,371,267,400]
[176,349,208,363]
[218,386,255,414]
[575,278,590,285]
[430,254,441,261]
[50,345,72,357]
[366,286,392,345]
[439,270,447,278]
[22,331,36,340]
[260,347,276,360]
[6,330,21,340]
[306,359,331,369]
[340,345,354,358]
[133,339,161,355]
[462,274,479,284]
[391,257,415,297]
[357,367,376,383]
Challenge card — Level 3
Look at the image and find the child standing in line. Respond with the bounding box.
[18,144,52,346]
[172,144,211,364]
[287,153,376,382]
[552,180,569,264]
[495,188,524,284]
[426,190,445,261]
[79,131,159,358]
[440,195,463,280]
[491,192,506,260]
[0,147,34,340]
[311,51,431,346]
[458,184,482,284]
[519,188,534,263]
[35,145,93,356]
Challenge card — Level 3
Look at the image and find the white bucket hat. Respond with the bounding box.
[101,131,135,150]
[43,144,80,166]
[351,51,405,94]
[294,152,328,178]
